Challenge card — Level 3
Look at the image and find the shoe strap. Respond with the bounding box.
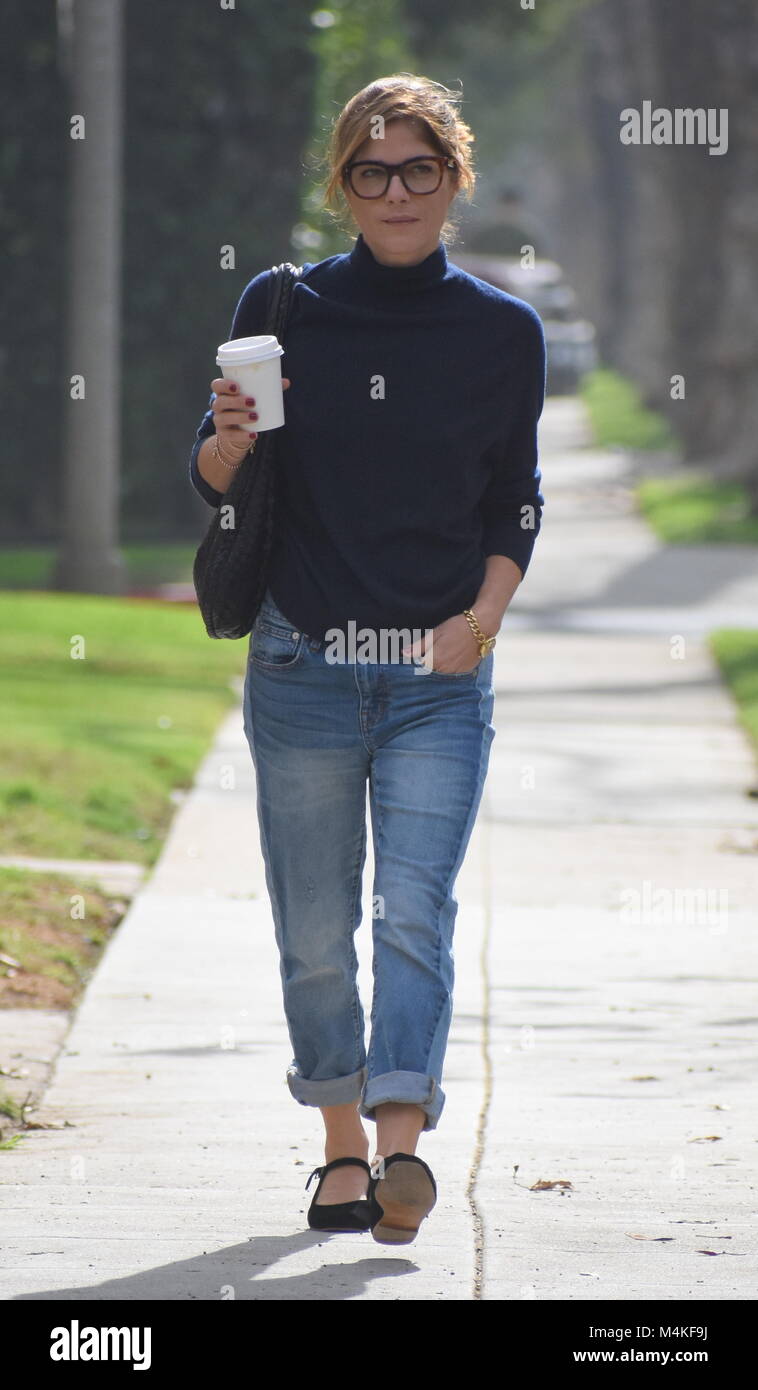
[305,1166,324,1191]
[305,1156,371,1191]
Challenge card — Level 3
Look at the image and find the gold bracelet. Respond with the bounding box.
[212,433,257,471]
[463,607,497,657]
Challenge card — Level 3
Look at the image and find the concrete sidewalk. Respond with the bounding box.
[2,397,757,1301]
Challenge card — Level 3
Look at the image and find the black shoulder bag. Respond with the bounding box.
[192,262,302,640]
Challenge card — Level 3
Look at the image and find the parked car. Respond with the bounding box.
[451,251,597,394]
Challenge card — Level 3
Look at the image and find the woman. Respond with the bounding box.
[189,74,546,1245]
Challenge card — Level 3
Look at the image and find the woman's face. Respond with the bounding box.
[342,117,458,267]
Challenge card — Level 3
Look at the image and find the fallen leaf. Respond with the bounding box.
[530,1179,573,1191]
[629,1075,660,1081]
[687,1135,722,1143]
[626,1233,675,1242]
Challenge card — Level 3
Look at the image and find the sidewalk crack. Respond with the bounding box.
[466,801,494,1300]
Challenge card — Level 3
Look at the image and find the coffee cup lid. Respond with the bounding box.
[216,334,284,364]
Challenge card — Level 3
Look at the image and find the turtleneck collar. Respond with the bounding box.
[347,231,448,292]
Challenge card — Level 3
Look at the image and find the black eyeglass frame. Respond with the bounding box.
[342,155,458,199]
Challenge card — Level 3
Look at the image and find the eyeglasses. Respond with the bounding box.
[343,155,457,199]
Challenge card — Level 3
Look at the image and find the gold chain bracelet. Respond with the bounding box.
[212,433,257,472]
[463,607,497,657]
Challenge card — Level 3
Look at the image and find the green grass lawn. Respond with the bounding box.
[709,630,758,754]
[0,590,246,866]
[0,864,125,1008]
[581,367,676,452]
[636,477,758,545]
[0,543,198,590]
[580,367,758,545]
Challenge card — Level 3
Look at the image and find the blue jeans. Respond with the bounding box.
[241,586,496,1132]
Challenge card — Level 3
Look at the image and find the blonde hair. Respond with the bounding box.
[318,73,477,246]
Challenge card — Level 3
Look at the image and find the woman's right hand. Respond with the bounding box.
[210,376,291,461]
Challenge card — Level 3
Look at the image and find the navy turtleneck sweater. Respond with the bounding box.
[189,231,546,642]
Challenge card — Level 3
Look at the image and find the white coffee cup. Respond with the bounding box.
[215,334,285,431]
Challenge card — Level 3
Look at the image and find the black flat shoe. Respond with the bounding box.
[368,1152,437,1245]
[305,1156,373,1232]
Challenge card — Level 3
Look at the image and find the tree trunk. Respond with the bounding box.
[53,0,126,593]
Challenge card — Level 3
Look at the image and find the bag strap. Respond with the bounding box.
[264,261,303,338]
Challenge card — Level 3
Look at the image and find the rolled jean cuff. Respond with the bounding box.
[359,1071,445,1132]
[286,1062,367,1108]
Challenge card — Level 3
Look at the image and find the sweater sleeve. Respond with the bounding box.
[188,269,273,507]
[478,304,546,580]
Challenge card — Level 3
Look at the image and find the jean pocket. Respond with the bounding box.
[420,659,482,679]
[250,609,306,669]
